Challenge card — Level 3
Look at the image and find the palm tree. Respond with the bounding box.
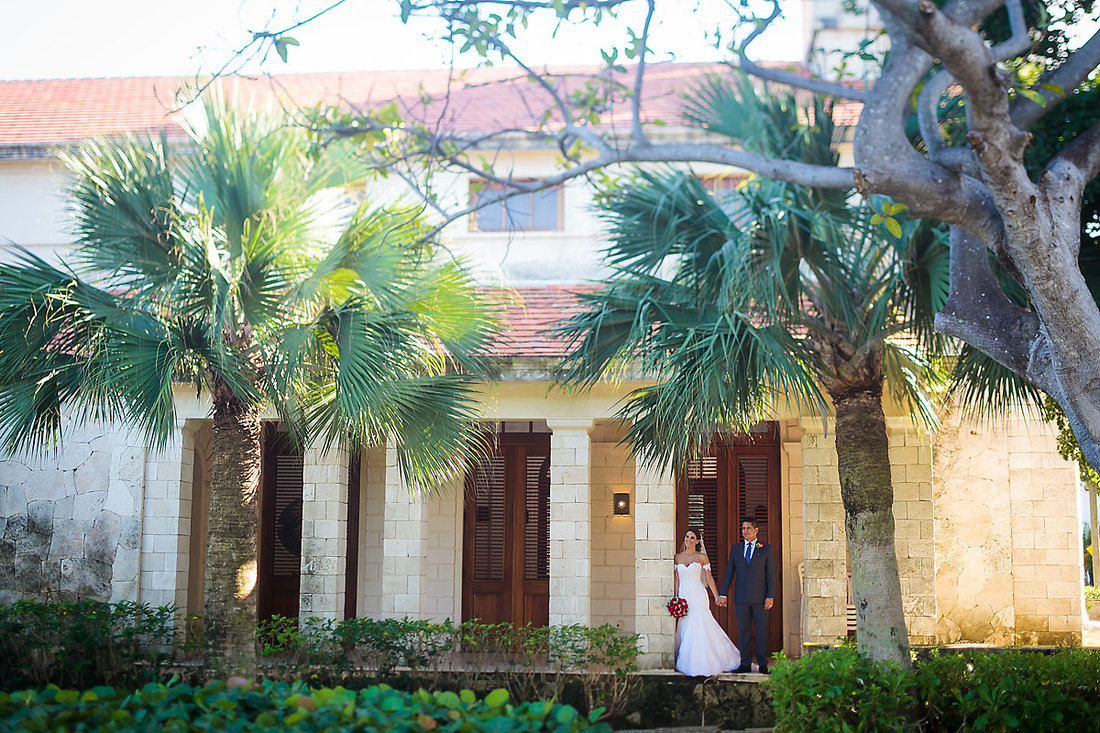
[0,96,497,673]
[557,76,949,665]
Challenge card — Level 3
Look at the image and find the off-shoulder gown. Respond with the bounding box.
[674,562,741,676]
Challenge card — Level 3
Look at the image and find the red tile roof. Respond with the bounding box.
[491,285,599,359]
[0,63,851,146]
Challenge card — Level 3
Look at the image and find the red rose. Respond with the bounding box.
[667,597,688,619]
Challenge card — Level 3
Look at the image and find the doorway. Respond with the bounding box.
[462,430,551,626]
[677,426,783,659]
[258,426,303,621]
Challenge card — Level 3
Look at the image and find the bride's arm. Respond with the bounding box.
[701,555,720,600]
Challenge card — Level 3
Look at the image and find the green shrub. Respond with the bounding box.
[918,649,1100,730]
[1085,585,1100,603]
[769,647,918,732]
[771,647,1100,732]
[0,679,610,732]
[0,600,175,691]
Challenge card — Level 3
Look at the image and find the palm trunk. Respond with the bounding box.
[204,380,262,676]
[832,385,912,667]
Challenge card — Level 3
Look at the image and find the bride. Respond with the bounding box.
[673,529,741,676]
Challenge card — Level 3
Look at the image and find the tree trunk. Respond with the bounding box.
[204,380,262,676]
[832,386,912,667]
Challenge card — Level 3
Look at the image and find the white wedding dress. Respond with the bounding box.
[674,562,741,676]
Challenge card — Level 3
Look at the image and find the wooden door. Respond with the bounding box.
[462,433,550,626]
[677,427,783,659]
[258,427,303,621]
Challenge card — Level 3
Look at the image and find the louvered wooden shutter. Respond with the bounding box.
[472,455,506,581]
[524,453,550,581]
[273,452,304,579]
[737,455,770,542]
[686,455,719,548]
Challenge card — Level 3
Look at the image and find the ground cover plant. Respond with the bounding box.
[770,645,1100,732]
[0,680,609,732]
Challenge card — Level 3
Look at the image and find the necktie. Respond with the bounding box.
[745,542,752,562]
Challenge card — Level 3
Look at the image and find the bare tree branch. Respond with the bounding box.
[735,0,870,101]
[630,0,656,143]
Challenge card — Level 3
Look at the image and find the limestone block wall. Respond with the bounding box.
[887,419,936,644]
[589,431,636,632]
[801,419,937,645]
[425,479,462,621]
[933,407,1081,645]
[779,421,805,654]
[801,424,848,643]
[379,445,428,618]
[356,445,386,617]
[0,419,147,605]
[547,419,593,626]
[299,441,349,618]
[139,421,195,611]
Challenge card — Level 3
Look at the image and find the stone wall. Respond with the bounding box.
[589,428,636,632]
[801,418,937,645]
[0,420,146,604]
[933,406,1081,644]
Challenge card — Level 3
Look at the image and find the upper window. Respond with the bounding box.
[470,180,563,232]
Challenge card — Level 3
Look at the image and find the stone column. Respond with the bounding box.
[547,418,594,627]
[380,445,429,618]
[633,461,676,669]
[299,441,349,619]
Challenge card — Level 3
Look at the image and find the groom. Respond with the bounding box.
[716,519,775,674]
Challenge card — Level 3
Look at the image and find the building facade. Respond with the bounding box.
[0,67,1085,669]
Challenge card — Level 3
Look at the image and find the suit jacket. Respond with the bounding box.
[719,541,775,605]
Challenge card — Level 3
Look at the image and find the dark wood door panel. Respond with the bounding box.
[463,433,550,626]
[678,428,783,658]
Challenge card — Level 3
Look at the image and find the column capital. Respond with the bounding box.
[546,417,595,433]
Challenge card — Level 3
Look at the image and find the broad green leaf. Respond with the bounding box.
[485,689,510,708]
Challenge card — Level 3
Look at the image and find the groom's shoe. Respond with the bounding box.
[758,665,769,675]
[736,665,751,673]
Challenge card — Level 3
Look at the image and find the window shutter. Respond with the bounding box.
[472,455,506,581]
[524,453,550,581]
[273,451,304,578]
[737,455,770,541]
[686,455,720,568]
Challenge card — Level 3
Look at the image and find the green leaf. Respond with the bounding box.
[870,213,884,225]
[1019,88,1047,107]
[274,36,299,63]
[485,689,510,708]
[1038,83,1065,97]
[884,217,903,238]
[435,691,461,708]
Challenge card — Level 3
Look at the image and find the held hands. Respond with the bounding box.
[764,598,774,610]
[716,596,727,607]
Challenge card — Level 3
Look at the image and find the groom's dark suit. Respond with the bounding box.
[719,540,775,672]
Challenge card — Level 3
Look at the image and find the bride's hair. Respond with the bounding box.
[689,529,707,555]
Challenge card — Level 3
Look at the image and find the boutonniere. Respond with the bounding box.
[756,542,764,549]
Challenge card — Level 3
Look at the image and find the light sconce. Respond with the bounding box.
[613,492,630,516]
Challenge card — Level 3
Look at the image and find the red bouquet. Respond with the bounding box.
[667,596,688,619]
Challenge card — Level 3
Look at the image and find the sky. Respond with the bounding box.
[0,0,802,81]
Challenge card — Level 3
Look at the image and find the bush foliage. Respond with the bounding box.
[771,646,1100,732]
[0,679,609,732]
[0,601,639,718]
[0,600,175,691]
